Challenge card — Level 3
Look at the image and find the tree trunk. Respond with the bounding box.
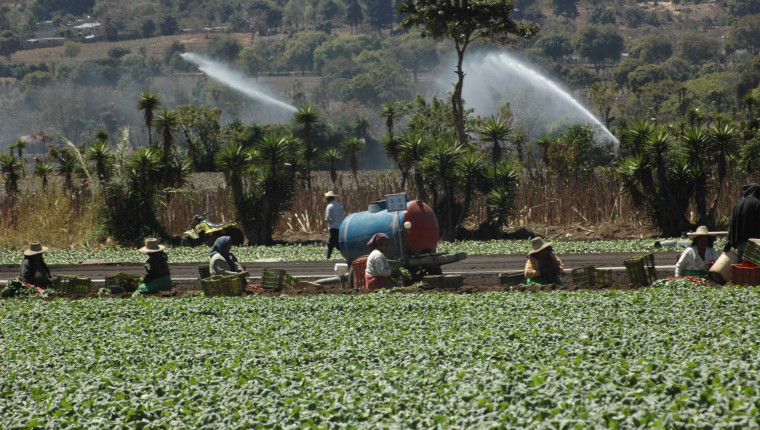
[452,46,467,147]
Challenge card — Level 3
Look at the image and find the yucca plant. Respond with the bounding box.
[0,152,23,194]
[321,148,343,185]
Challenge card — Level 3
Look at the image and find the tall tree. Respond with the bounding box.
[153,107,179,185]
[293,104,320,191]
[572,24,624,72]
[137,90,161,147]
[321,148,343,184]
[341,136,365,185]
[477,115,511,176]
[397,0,539,146]
[0,152,22,194]
[33,159,53,191]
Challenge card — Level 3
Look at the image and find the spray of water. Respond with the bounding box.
[181,52,297,114]
[438,51,618,144]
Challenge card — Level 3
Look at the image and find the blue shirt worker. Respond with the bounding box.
[324,191,344,259]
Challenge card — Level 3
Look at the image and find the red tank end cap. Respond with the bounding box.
[403,200,439,253]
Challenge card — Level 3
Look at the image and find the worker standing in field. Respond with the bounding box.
[137,238,173,294]
[20,241,52,288]
[675,226,719,278]
[524,237,564,285]
[724,183,760,262]
[324,190,344,259]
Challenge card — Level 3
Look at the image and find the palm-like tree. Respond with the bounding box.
[216,142,254,240]
[54,148,78,191]
[33,159,53,191]
[620,118,656,158]
[8,139,26,176]
[707,118,739,216]
[340,136,365,185]
[321,148,343,185]
[477,115,511,176]
[743,94,756,120]
[397,130,431,202]
[293,104,319,191]
[86,140,112,184]
[255,132,295,173]
[381,102,403,137]
[381,134,403,184]
[126,147,162,186]
[420,135,461,239]
[137,90,161,147]
[456,150,488,229]
[154,107,179,185]
[681,127,709,221]
[0,152,22,194]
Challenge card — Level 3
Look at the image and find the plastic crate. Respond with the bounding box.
[352,258,367,290]
[198,264,211,280]
[423,275,443,288]
[442,275,463,289]
[54,275,92,295]
[105,273,141,293]
[731,262,760,286]
[743,239,760,266]
[201,273,245,297]
[499,272,525,286]
[261,268,298,291]
[571,267,613,287]
[624,253,657,286]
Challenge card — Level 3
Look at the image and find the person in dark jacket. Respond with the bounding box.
[20,241,51,287]
[209,235,248,277]
[725,183,760,262]
[137,238,173,294]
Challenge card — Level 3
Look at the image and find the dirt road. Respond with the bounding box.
[0,252,681,285]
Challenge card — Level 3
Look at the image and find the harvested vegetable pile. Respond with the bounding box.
[1,279,758,427]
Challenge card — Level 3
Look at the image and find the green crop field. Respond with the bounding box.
[1,279,759,428]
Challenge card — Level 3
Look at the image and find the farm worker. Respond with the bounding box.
[20,241,51,288]
[724,183,760,262]
[675,226,720,278]
[365,233,396,290]
[524,237,564,285]
[209,235,249,277]
[137,238,173,294]
[324,190,344,259]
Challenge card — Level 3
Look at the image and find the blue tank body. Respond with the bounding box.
[339,200,406,263]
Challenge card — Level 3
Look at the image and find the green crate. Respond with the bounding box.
[261,268,298,290]
[499,272,525,286]
[423,275,443,288]
[441,275,463,289]
[54,275,92,295]
[105,273,141,292]
[571,267,613,287]
[743,239,760,266]
[201,273,245,297]
[624,253,657,286]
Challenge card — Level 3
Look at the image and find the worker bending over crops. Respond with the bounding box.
[137,238,173,294]
[365,233,397,290]
[209,236,249,277]
[20,241,51,288]
[524,237,564,285]
[675,226,719,278]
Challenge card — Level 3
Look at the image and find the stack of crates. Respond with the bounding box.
[730,239,760,286]
[571,267,613,287]
[499,272,525,286]
[201,273,246,297]
[261,268,298,291]
[624,253,657,286]
[351,258,368,290]
[54,275,92,295]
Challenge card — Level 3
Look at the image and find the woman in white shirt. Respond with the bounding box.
[365,233,395,290]
[675,226,720,278]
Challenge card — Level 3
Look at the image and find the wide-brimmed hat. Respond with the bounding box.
[324,191,338,198]
[688,225,716,240]
[139,238,165,253]
[24,241,48,256]
[528,237,552,255]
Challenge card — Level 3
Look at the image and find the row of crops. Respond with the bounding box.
[0,238,670,265]
[1,278,759,427]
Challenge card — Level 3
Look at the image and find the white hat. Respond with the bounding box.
[24,241,48,256]
[528,237,552,255]
[324,191,338,198]
[688,226,716,240]
[138,238,165,253]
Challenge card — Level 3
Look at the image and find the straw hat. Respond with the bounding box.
[688,225,716,240]
[528,237,552,255]
[138,238,165,253]
[24,241,48,256]
[324,191,338,198]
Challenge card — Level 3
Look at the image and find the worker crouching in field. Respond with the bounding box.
[21,241,52,288]
[675,226,719,279]
[137,238,173,294]
[524,237,564,285]
[365,233,397,290]
[209,236,249,277]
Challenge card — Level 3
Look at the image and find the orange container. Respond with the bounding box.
[352,258,367,290]
[730,262,760,286]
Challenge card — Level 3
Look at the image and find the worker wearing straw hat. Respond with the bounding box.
[675,226,720,278]
[524,237,564,285]
[20,241,52,287]
[136,238,173,294]
[324,190,344,259]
